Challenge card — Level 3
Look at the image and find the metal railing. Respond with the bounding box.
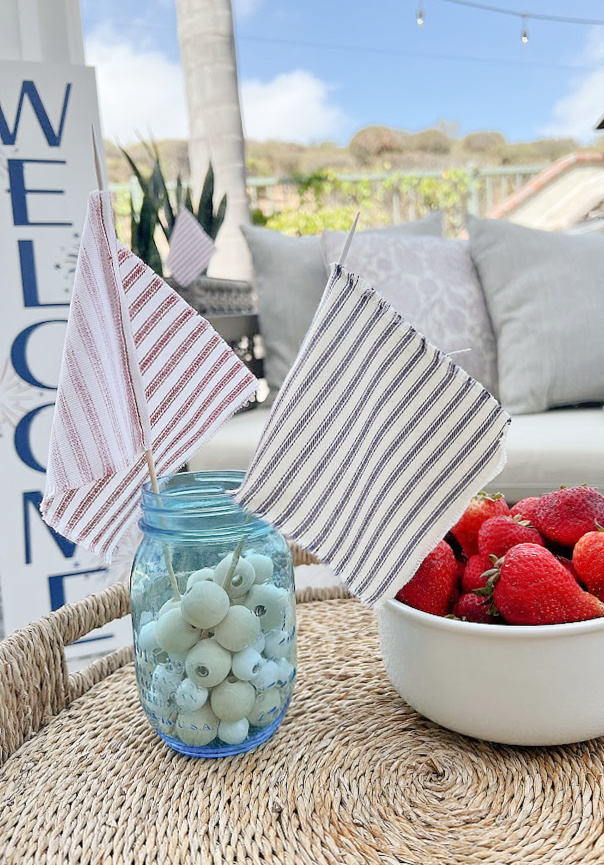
[110,164,548,232]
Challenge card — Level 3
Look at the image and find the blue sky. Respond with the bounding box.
[80,0,604,147]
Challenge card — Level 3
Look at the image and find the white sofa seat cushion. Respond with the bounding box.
[484,408,604,501]
[188,407,604,504]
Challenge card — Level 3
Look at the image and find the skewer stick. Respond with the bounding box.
[92,127,107,191]
[145,452,181,600]
[338,212,360,266]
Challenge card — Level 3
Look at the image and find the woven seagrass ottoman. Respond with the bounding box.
[2,579,604,864]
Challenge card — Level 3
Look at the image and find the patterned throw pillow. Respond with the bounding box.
[241,213,444,404]
[321,231,499,397]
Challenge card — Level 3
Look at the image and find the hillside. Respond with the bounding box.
[105,126,604,186]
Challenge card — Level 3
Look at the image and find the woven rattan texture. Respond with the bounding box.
[4,587,604,863]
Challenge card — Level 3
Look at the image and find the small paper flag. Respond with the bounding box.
[166,207,215,286]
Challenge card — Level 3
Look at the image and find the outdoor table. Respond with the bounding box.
[2,581,604,864]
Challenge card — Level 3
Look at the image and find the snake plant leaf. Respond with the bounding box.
[211,193,228,240]
[197,163,215,234]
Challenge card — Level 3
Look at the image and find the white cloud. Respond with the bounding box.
[233,0,264,18]
[241,70,348,143]
[543,29,604,142]
[84,25,188,145]
[84,27,346,147]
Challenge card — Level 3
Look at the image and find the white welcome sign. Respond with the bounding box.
[0,60,132,660]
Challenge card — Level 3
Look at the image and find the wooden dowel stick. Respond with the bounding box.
[338,212,360,266]
[145,450,181,601]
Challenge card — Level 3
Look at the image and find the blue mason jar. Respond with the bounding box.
[130,470,296,757]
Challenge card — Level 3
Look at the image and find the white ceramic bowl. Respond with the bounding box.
[378,599,604,746]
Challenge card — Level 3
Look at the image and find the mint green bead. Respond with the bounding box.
[185,638,231,688]
[213,605,261,652]
[210,679,256,722]
[176,705,219,746]
[181,580,230,629]
[155,608,200,654]
[218,718,249,745]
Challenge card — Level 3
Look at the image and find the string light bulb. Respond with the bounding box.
[416,4,425,26]
[520,14,529,43]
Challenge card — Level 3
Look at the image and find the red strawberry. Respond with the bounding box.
[450,492,510,558]
[477,514,545,558]
[453,592,499,624]
[533,486,604,548]
[573,525,604,601]
[461,553,494,593]
[491,543,604,625]
[510,496,541,522]
[396,540,460,616]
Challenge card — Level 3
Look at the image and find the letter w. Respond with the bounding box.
[0,80,71,146]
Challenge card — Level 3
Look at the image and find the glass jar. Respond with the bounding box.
[130,470,296,757]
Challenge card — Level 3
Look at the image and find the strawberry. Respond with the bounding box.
[490,543,604,625]
[461,553,494,593]
[450,492,510,558]
[532,486,604,548]
[573,525,604,601]
[477,514,545,558]
[510,496,541,523]
[396,540,460,617]
[453,592,499,624]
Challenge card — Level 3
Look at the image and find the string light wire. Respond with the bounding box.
[437,0,604,27]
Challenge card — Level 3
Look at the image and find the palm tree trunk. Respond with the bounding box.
[175,0,251,282]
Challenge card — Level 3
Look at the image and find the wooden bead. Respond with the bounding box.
[214,554,256,597]
[185,638,231,688]
[213,605,261,652]
[250,660,280,691]
[175,679,209,712]
[158,598,181,618]
[151,664,184,699]
[176,705,219,747]
[155,608,200,654]
[247,690,281,727]
[231,647,264,681]
[138,621,159,653]
[245,552,274,584]
[244,584,289,631]
[164,652,188,675]
[263,629,291,659]
[274,658,295,688]
[181,580,230,629]
[218,718,249,745]
[186,568,215,591]
[210,678,256,722]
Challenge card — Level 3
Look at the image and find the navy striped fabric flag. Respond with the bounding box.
[234,265,510,607]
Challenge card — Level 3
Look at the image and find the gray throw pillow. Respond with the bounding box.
[241,212,444,403]
[467,216,604,414]
[321,232,499,396]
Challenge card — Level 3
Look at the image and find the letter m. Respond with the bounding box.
[0,80,71,146]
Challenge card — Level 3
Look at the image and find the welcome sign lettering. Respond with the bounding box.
[0,60,132,659]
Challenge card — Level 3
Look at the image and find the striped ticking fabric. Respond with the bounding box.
[234,265,510,607]
[166,207,215,287]
[41,190,256,562]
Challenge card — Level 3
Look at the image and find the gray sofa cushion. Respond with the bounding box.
[241,212,443,404]
[467,216,604,415]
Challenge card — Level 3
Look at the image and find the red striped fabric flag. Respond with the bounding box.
[166,207,215,286]
[41,190,256,562]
